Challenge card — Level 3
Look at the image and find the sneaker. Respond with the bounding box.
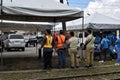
[89,64,93,67]
[115,63,120,66]
[70,66,75,69]
[99,60,104,63]
[76,66,79,68]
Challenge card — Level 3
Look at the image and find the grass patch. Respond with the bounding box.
[0,56,118,80]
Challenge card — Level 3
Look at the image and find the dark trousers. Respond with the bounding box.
[43,48,53,69]
[94,52,101,60]
[38,48,41,59]
[109,51,117,59]
[101,48,108,61]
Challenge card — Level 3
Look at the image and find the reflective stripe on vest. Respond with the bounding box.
[57,35,65,48]
[44,35,52,48]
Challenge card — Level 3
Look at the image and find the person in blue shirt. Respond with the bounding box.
[109,42,117,59]
[111,32,117,43]
[99,33,110,62]
[115,37,120,65]
[106,31,112,45]
[106,31,117,45]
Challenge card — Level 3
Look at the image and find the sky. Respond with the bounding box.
[67,0,120,20]
[68,0,94,9]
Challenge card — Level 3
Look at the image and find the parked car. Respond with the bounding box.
[4,34,25,51]
[27,36,37,47]
[24,35,37,47]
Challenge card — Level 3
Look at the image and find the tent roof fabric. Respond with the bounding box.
[0,0,83,22]
[0,22,53,31]
[55,13,120,30]
[82,13,120,29]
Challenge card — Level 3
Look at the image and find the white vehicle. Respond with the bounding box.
[4,34,25,51]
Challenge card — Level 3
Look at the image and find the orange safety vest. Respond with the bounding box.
[57,35,65,48]
[44,35,52,48]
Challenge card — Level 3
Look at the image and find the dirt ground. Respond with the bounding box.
[0,56,71,71]
[0,56,118,80]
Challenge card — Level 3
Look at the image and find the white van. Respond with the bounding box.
[4,34,25,51]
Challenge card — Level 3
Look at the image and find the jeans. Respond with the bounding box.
[57,49,66,68]
[43,48,53,69]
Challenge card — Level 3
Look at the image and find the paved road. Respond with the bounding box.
[0,47,39,58]
[0,46,57,58]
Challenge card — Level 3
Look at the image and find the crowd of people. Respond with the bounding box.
[38,29,120,70]
[94,31,120,65]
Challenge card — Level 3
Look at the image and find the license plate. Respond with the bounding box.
[14,42,20,44]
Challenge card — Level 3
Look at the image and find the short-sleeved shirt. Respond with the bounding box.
[85,34,93,43]
[116,38,120,48]
[69,37,78,49]
[101,38,109,49]
[94,36,101,44]
[109,45,116,53]
[86,34,94,48]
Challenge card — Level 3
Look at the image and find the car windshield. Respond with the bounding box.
[10,35,24,39]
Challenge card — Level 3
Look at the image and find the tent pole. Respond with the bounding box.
[82,11,84,43]
[53,19,56,58]
[0,0,3,66]
[0,22,3,66]
[81,11,84,60]
[62,21,66,35]
[36,28,39,54]
[53,19,56,33]
[0,0,2,15]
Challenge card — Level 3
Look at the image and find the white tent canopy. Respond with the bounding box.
[55,13,120,31]
[0,20,53,31]
[0,0,83,22]
[83,13,120,29]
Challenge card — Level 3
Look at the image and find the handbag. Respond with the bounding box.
[83,44,86,50]
[80,43,86,50]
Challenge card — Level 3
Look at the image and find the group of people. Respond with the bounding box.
[38,29,120,70]
[94,31,120,65]
[38,29,95,70]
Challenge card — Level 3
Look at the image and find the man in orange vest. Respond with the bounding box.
[41,29,53,70]
[56,30,66,68]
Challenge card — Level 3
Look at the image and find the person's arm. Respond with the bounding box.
[66,38,70,46]
[85,35,92,45]
[41,36,46,48]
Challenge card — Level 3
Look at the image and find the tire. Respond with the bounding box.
[33,43,36,47]
[25,43,28,47]
[22,48,25,51]
[6,48,10,51]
